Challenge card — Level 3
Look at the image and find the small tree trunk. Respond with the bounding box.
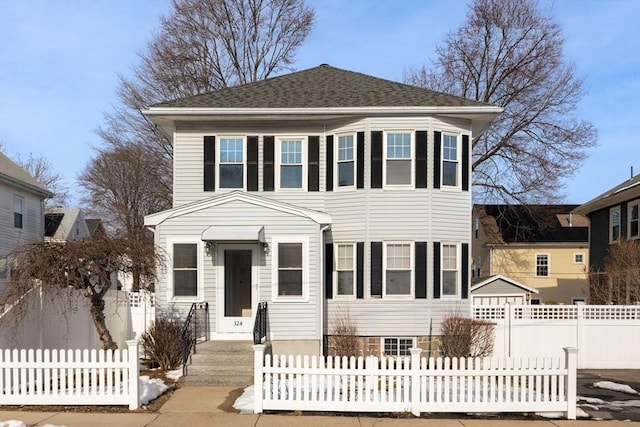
[90,295,117,350]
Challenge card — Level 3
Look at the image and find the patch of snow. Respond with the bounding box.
[0,423,65,427]
[139,375,169,405]
[610,400,640,408]
[233,385,255,414]
[593,381,639,395]
[536,408,589,419]
[578,395,606,404]
[165,368,183,381]
[576,407,590,418]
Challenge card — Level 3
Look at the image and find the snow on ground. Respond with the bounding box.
[593,381,639,395]
[0,422,64,427]
[233,385,255,414]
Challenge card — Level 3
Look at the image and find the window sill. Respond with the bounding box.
[271,296,309,303]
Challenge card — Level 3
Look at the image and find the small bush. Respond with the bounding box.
[330,308,359,357]
[140,318,184,370]
[440,315,494,358]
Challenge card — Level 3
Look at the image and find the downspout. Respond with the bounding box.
[319,223,331,356]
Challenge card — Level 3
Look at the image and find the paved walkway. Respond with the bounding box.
[2,386,638,427]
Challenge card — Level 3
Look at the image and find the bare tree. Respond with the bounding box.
[439,315,494,358]
[85,0,315,234]
[590,239,640,304]
[405,0,597,203]
[5,236,162,350]
[12,152,68,207]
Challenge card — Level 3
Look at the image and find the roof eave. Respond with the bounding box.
[0,174,54,198]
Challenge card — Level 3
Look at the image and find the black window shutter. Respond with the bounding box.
[415,131,428,188]
[433,242,441,299]
[415,242,427,298]
[263,136,274,191]
[462,243,469,299]
[357,132,365,189]
[325,243,333,299]
[371,131,383,189]
[247,136,258,191]
[462,135,470,191]
[356,242,364,299]
[433,131,441,189]
[326,135,333,192]
[371,242,383,297]
[204,136,216,191]
[308,136,320,191]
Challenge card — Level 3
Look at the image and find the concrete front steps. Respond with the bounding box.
[182,340,255,387]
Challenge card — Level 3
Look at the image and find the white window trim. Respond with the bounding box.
[610,205,621,243]
[271,235,309,302]
[216,135,247,191]
[383,130,414,189]
[166,237,204,302]
[383,241,414,299]
[573,252,585,264]
[535,253,550,277]
[334,242,356,299]
[628,199,639,239]
[275,136,307,191]
[381,337,416,357]
[335,133,356,190]
[440,242,461,299]
[441,132,462,190]
[14,194,24,229]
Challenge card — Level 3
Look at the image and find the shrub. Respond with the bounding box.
[329,308,359,357]
[440,315,494,358]
[140,318,184,370]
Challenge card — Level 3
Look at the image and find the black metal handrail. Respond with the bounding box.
[181,302,209,376]
[253,301,268,345]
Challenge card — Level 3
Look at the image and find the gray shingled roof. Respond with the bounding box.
[153,64,490,109]
[0,151,53,196]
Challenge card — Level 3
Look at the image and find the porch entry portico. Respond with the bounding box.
[202,225,264,339]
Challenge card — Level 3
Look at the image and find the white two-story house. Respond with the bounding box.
[143,65,501,356]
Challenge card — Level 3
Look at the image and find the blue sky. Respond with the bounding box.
[0,0,638,206]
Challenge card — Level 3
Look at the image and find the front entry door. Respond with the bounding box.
[218,244,257,335]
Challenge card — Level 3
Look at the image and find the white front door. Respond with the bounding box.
[217,243,258,336]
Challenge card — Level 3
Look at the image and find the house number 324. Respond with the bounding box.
[234,321,243,327]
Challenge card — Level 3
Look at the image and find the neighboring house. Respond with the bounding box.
[44,207,91,242]
[472,204,589,304]
[470,274,538,306]
[573,174,640,270]
[85,218,107,238]
[0,152,53,295]
[143,65,501,356]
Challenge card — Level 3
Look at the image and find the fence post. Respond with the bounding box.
[253,344,265,414]
[505,302,511,357]
[576,302,584,368]
[564,347,578,420]
[410,348,421,416]
[126,340,140,410]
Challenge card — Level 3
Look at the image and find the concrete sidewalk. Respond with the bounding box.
[1,387,638,427]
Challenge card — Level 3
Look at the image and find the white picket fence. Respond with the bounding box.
[252,345,578,419]
[473,304,640,368]
[0,340,140,409]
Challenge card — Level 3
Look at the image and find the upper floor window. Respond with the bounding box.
[574,253,585,264]
[610,206,621,243]
[218,137,245,189]
[536,254,549,277]
[278,139,304,189]
[442,134,459,187]
[385,132,412,186]
[337,134,355,187]
[172,243,199,298]
[384,242,412,296]
[442,243,459,296]
[335,243,355,297]
[629,200,639,239]
[14,195,23,229]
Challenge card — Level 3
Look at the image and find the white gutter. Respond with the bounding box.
[142,106,503,116]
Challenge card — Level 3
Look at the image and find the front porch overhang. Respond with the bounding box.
[201,225,265,243]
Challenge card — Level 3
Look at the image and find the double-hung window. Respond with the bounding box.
[218,137,244,189]
[536,254,549,277]
[172,243,199,298]
[14,195,23,229]
[442,244,459,296]
[337,134,355,187]
[385,132,412,186]
[279,139,304,189]
[335,243,355,297]
[629,200,639,239]
[442,134,459,187]
[384,243,412,296]
[277,242,303,297]
[383,337,414,357]
[610,206,621,242]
